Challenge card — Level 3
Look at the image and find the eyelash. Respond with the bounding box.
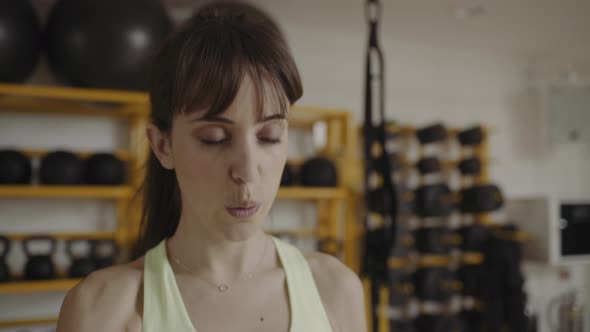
[201,138,282,146]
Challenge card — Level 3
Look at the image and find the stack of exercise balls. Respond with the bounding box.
[0,150,127,186]
[280,156,339,188]
[0,0,173,90]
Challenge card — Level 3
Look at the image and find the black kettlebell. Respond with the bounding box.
[24,236,57,280]
[0,235,11,282]
[91,239,119,269]
[67,239,96,278]
[84,153,126,185]
[40,151,84,185]
[0,150,32,184]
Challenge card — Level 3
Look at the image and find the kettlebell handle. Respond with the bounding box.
[91,239,119,258]
[66,239,94,259]
[0,236,10,257]
[23,236,57,257]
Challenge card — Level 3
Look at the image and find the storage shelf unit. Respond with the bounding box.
[0,83,149,329]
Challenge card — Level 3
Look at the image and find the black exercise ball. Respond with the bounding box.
[40,151,84,185]
[85,153,126,185]
[0,150,32,184]
[300,157,338,187]
[0,0,42,82]
[44,0,173,90]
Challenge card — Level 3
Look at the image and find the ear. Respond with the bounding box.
[146,123,175,170]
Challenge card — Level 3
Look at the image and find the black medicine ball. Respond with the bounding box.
[40,151,84,185]
[85,153,126,185]
[300,157,338,187]
[0,150,32,184]
[0,0,42,83]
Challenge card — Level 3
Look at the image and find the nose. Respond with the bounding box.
[229,139,260,185]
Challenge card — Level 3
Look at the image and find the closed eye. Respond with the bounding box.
[200,138,281,145]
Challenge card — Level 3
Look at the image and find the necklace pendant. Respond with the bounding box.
[217,284,229,292]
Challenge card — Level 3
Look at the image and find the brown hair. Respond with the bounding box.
[131,1,303,258]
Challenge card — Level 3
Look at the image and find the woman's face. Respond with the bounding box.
[148,75,289,241]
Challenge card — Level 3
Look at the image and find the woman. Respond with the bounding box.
[56,2,366,331]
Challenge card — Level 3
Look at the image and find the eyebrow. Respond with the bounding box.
[191,113,286,124]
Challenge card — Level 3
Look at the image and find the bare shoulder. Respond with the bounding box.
[56,258,144,332]
[305,252,367,332]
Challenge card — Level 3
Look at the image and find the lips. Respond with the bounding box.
[226,204,260,219]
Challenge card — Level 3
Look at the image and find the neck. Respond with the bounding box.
[166,214,270,283]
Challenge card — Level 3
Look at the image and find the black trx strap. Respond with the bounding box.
[362,1,398,330]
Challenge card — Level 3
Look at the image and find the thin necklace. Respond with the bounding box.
[170,236,269,293]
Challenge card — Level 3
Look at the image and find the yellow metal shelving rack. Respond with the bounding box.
[0,83,149,329]
[0,84,364,328]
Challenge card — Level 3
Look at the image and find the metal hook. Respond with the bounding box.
[365,0,382,24]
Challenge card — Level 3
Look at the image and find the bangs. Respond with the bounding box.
[150,5,303,127]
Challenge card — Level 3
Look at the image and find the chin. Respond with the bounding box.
[221,218,264,242]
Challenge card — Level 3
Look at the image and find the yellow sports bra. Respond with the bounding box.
[142,235,333,332]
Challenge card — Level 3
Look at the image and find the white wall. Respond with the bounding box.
[1,1,590,331]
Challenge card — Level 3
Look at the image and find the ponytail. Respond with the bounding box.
[130,152,181,259]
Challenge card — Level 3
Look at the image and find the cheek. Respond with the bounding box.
[265,142,288,184]
[171,134,219,185]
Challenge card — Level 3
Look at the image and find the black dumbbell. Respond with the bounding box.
[91,239,119,269]
[390,279,414,307]
[391,320,416,332]
[457,157,481,175]
[367,187,396,214]
[459,184,504,213]
[415,184,455,217]
[458,264,485,298]
[415,315,467,332]
[461,310,485,332]
[413,268,458,302]
[417,124,448,145]
[67,239,96,278]
[24,236,57,280]
[458,225,490,251]
[390,225,415,256]
[414,227,459,254]
[0,236,11,282]
[417,157,442,175]
[458,126,484,146]
[372,152,403,175]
